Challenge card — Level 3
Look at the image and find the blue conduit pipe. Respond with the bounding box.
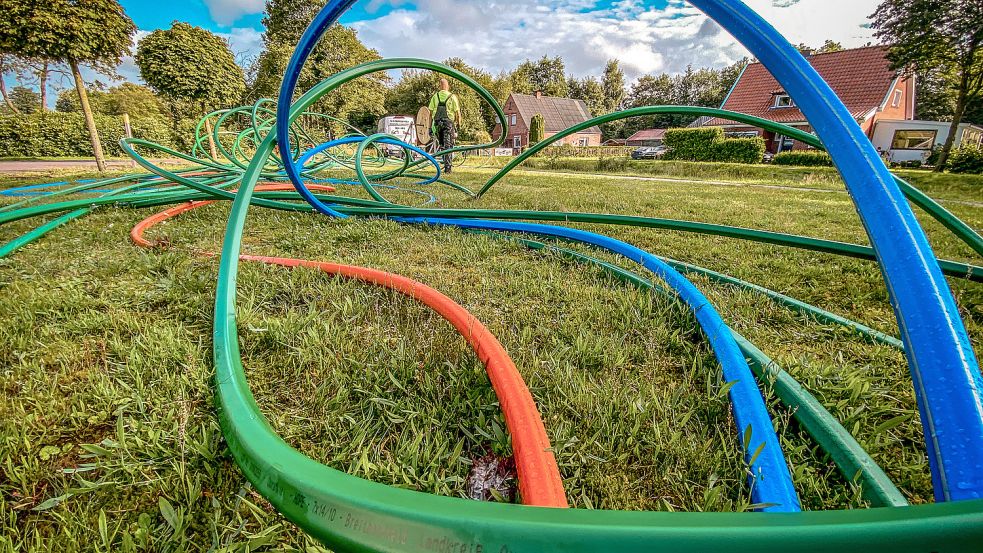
[400,216,802,512]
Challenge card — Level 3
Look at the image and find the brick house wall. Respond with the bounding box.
[491,93,602,150]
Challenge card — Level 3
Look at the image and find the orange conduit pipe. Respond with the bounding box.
[130,186,568,508]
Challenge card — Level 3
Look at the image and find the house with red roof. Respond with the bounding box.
[697,46,915,154]
[492,91,602,152]
[626,128,667,147]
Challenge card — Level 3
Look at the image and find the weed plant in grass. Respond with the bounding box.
[0,166,980,550]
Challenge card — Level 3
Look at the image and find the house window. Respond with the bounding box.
[510,114,517,126]
[891,129,936,150]
[513,135,521,149]
[891,90,902,107]
[773,94,794,108]
[577,137,589,147]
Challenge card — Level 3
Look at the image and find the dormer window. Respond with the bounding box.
[773,94,794,108]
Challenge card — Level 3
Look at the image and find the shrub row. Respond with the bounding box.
[0,112,175,158]
[772,150,833,167]
[947,145,983,174]
[662,127,765,164]
[536,144,634,158]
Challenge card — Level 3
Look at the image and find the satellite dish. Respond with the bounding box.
[415,106,431,145]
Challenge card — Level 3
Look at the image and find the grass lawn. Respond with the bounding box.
[0,164,980,551]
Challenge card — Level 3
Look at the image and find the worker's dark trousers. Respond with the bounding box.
[435,119,455,172]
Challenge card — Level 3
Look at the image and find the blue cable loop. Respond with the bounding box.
[277,0,983,504]
[398,216,801,512]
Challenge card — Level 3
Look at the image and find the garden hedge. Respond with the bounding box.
[0,112,175,158]
[772,150,833,167]
[662,127,765,164]
[947,145,983,174]
[663,127,723,161]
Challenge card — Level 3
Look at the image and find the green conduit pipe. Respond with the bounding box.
[474,229,906,507]
[330,206,983,282]
[0,176,924,506]
[210,96,983,552]
[3,56,980,544]
[0,208,89,258]
[6,193,980,282]
[475,104,983,259]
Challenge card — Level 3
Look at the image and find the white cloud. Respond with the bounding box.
[202,0,266,26]
[351,0,880,81]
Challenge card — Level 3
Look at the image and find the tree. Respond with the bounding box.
[531,56,568,97]
[568,76,605,116]
[249,0,386,134]
[529,113,545,144]
[512,56,568,97]
[8,86,40,114]
[601,60,625,113]
[796,39,845,55]
[384,60,492,143]
[872,0,983,171]
[0,0,136,171]
[56,82,166,120]
[0,54,26,113]
[136,23,245,113]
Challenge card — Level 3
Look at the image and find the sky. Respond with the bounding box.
[6,0,882,106]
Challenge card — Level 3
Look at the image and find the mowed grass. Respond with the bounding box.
[0,164,981,551]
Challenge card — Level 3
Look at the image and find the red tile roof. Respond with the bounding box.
[626,128,666,141]
[511,93,602,134]
[704,46,899,127]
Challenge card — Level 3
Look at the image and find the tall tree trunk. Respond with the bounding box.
[38,62,48,111]
[935,71,969,172]
[0,73,18,114]
[70,59,106,172]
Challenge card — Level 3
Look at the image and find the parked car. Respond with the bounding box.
[631,146,666,160]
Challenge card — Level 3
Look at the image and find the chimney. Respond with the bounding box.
[535,90,542,99]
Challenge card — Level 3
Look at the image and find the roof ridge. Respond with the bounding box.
[745,44,889,66]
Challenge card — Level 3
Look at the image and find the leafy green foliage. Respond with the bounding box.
[601,60,626,113]
[511,56,568,97]
[0,0,136,169]
[7,86,40,114]
[662,127,723,161]
[135,22,245,113]
[537,144,633,159]
[0,0,135,71]
[872,0,983,170]
[947,145,983,173]
[384,60,492,143]
[529,114,545,145]
[661,128,763,164]
[772,151,835,167]
[56,83,166,120]
[713,137,766,164]
[568,76,605,116]
[0,112,174,156]
[621,62,746,138]
[250,20,386,134]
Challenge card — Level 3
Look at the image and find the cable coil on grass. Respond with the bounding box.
[2,0,983,551]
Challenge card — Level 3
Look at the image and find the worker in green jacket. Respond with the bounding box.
[428,78,462,173]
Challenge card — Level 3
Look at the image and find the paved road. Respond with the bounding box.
[0,159,185,173]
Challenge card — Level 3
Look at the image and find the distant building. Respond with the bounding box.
[697,46,915,154]
[492,91,602,151]
[870,120,983,164]
[626,129,666,147]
